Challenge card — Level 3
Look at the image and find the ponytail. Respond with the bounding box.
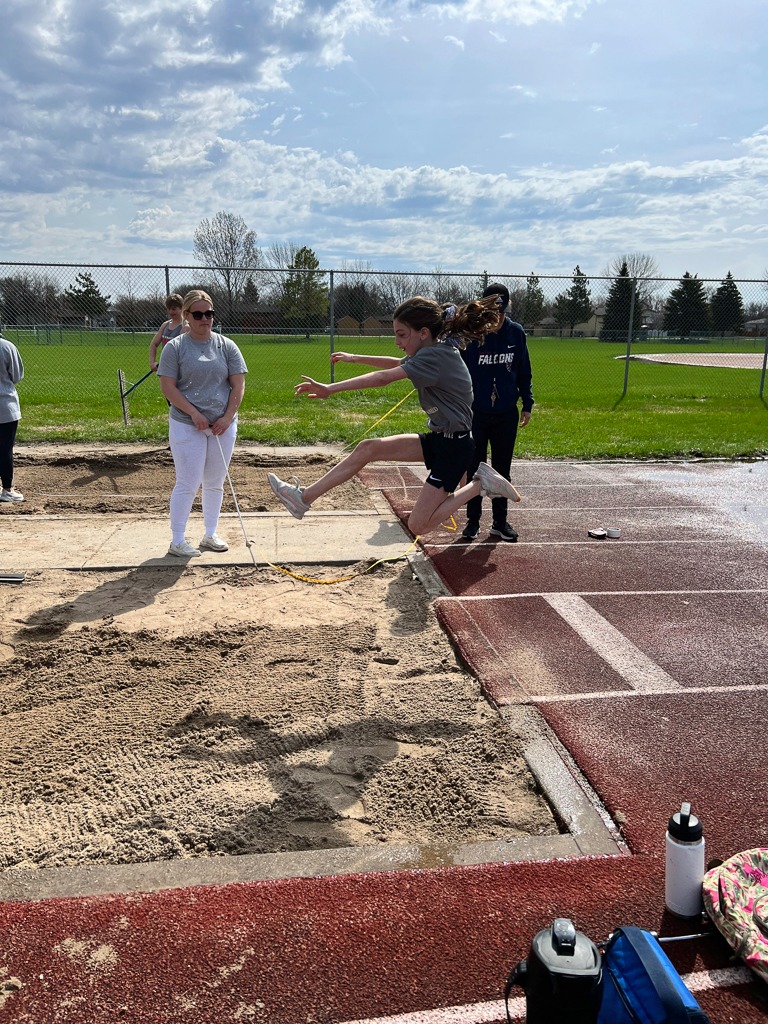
[393,294,503,349]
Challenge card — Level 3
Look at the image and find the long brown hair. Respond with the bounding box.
[393,294,502,349]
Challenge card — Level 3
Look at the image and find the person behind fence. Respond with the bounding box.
[268,295,521,536]
[0,331,25,503]
[149,293,186,372]
[460,282,534,542]
[157,290,247,558]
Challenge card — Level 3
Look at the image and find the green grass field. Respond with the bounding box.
[11,332,768,459]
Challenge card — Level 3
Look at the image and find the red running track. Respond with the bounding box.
[1,460,766,1022]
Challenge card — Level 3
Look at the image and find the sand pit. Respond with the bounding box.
[0,446,557,872]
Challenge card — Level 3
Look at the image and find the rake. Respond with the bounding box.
[117,368,155,425]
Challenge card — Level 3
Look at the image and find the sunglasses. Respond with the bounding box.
[190,309,215,320]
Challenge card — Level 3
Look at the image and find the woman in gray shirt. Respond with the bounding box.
[268,295,521,538]
[0,334,24,503]
[158,290,247,558]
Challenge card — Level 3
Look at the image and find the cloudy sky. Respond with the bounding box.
[1,0,767,282]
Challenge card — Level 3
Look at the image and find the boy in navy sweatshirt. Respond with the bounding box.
[461,282,533,541]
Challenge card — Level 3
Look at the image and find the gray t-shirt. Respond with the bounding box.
[401,342,473,433]
[158,332,248,426]
[0,336,24,424]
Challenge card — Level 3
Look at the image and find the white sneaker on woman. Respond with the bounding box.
[0,488,24,502]
[199,533,229,552]
[168,539,201,558]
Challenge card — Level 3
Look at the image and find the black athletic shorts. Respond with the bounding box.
[419,430,474,493]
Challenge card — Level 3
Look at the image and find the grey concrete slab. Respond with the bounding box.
[3,512,413,571]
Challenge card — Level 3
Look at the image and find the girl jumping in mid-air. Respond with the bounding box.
[268,294,520,536]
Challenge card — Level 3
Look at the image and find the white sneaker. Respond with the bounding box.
[0,488,24,503]
[474,463,521,503]
[267,473,311,520]
[168,539,201,558]
[199,533,229,552]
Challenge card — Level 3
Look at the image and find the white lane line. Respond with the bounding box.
[337,967,752,1024]
[532,682,768,703]
[440,588,768,601]
[425,539,748,548]
[543,593,681,692]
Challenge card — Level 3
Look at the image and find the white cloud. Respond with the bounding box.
[0,0,767,281]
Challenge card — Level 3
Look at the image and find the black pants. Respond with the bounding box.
[465,408,519,523]
[0,420,19,490]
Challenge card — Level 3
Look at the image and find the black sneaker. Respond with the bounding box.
[462,520,480,540]
[490,521,518,542]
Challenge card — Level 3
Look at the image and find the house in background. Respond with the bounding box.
[334,313,394,336]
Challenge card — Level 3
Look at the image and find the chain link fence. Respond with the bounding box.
[2,261,767,438]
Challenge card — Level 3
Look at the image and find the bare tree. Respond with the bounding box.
[600,252,662,313]
[192,211,262,323]
[374,273,428,310]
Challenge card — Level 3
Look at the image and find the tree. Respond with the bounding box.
[63,271,110,324]
[599,261,637,342]
[663,273,710,339]
[193,211,261,323]
[333,260,386,325]
[553,265,593,336]
[239,278,260,308]
[375,272,428,310]
[710,272,745,337]
[601,252,661,311]
[280,246,328,336]
[521,272,545,328]
[0,272,61,326]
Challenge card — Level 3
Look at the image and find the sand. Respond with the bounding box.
[0,446,556,872]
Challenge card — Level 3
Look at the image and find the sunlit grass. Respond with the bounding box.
[13,334,768,458]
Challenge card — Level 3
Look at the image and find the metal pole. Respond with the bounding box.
[760,328,768,398]
[329,270,335,383]
[622,278,637,397]
[164,266,170,296]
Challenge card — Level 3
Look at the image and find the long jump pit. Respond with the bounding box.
[0,444,588,901]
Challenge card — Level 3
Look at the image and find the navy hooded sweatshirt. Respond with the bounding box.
[460,317,534,415]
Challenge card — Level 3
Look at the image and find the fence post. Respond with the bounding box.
[164,266,170,296]
[329,270,335,383]
[622,278,637,397]
[760,327,768,398]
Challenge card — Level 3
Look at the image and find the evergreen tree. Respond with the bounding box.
[240,278,260,307]
[553,265,593,336]
[710,272,744,337]
[63,271,110,323]
[522,272,545,328]
[281,246,328,336]
[663,272,710,339]
[599,261,637,342]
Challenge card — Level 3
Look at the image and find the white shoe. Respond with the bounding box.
[199,533,228,552]
[474,463,521,503]
[0,488,24,503]
[168,539,201,558]
[268,473,311,520]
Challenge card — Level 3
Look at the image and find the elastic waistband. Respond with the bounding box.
[437,430,471,440]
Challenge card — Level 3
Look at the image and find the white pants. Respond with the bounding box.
[168,418,237,544]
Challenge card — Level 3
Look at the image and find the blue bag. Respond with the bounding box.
[598,927,711,1024]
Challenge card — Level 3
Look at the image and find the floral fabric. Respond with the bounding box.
[703,847,768,983]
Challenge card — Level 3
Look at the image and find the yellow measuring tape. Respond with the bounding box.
[258,536,422,585]
[242,386,456,585]
[339,387,417,453]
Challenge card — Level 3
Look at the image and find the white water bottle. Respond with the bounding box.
[665,802,705,917]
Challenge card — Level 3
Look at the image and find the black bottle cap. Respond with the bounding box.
[668,801,703,841]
